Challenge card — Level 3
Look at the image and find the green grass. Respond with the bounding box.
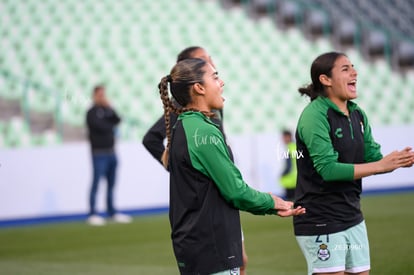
[1,193,413,274]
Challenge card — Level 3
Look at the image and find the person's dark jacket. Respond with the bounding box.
[169,112,276,274]
[86,105,121,152]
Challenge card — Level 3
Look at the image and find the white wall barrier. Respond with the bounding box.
[0,142,170,221]
[229,124,414,195]
[1,125,413,221]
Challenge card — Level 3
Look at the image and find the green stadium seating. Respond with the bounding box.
[3,117,32,147]
[0,0,413,148]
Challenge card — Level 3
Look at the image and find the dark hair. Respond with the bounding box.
[93,84,105,95]
[158,58,207,168]
[282,129,292,137]
[298,52,347,101]
[176,46,203,62]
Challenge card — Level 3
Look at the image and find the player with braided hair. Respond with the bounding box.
[159,58,305,275]
[143,46,250,274]
[143,46,227,167]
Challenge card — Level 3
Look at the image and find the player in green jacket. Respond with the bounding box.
[294,52,414,275]
[157,58,306,275]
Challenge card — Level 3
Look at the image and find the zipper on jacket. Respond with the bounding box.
[348,116,354,139]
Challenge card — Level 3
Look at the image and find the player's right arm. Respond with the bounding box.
[142,115,167,164]
[354,147,414,179]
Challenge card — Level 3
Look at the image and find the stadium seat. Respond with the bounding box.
[361,29,389,58]
[246,0,276,19]
[4,117,32,147]
[332,18,357,47]
[392,41,414,68]
[302,9,330,40]
[275,1,302,29]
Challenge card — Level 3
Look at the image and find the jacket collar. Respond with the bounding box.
[318,96,358,115]
[178,111,219,127]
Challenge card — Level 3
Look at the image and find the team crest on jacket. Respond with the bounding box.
[317,244,330,261]
[334,128,343,138]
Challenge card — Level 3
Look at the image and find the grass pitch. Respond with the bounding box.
[1,192,413,274]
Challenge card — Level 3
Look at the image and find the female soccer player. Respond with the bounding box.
[294,52,414,275]
[143,46,250,274]
[143,46,227,166]
[158,58,305,275]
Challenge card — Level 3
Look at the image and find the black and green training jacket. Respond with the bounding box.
[293,96,383,236]
[169,111,277,274]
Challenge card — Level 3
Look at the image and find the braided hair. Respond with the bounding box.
[158,58,207,168]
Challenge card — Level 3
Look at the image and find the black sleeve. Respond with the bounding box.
[86,108,119,134]
[110,108,121,124]
[142,115,168,164]
[281,157,292,176]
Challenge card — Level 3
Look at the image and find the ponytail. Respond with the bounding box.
[159,76,173,169]
[158,58,208,169]
[298,83,322,101]
[158,75,200,169]
[300,51,346,101]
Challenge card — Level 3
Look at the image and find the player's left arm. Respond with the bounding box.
[359,108,383,162]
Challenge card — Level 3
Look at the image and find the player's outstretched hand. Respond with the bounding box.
[380,147,414,172]
[277,206,306,217]
[400,147,414,168]
[270,194,293,210]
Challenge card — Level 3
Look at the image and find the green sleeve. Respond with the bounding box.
[186,123,277,215]
[298,106,354,181]
[359,108,383,162]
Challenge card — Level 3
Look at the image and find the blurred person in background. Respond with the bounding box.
[86,85,131,226]
[279,129,297,201]
[294,52,414,275]
[158,58,305,275]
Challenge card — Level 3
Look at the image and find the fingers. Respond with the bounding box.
[277,206,306,217]
[269,193,307,217]
[401,147,412,152]
[292,206,306,216]
[383,149,414,172]
[278,199,294,210]
[397,150,414,166]
[271,195,293,210]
